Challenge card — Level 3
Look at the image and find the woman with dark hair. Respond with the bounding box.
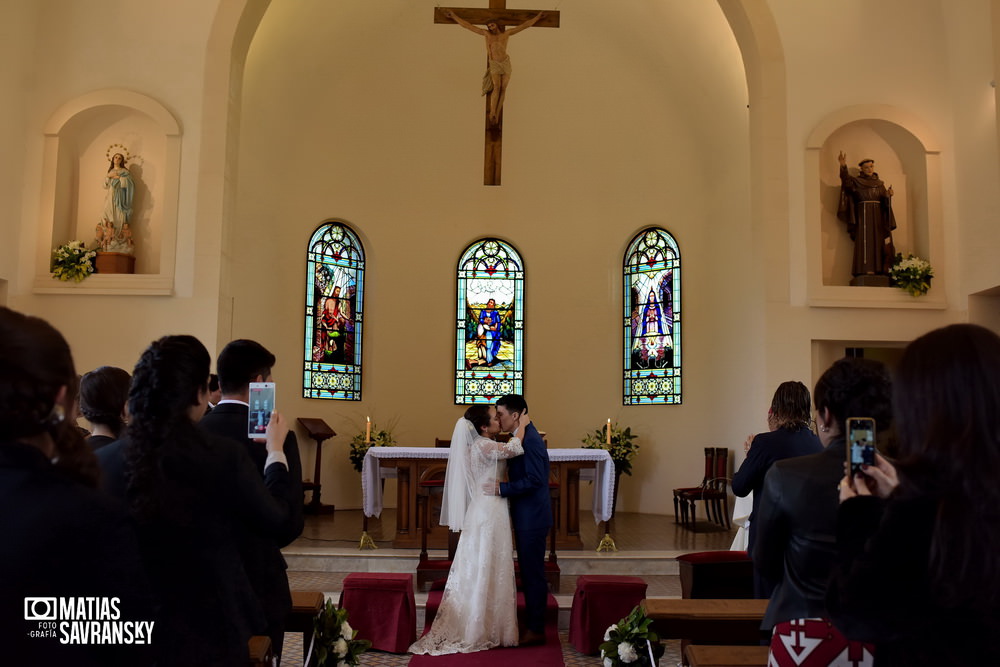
[410,404,527,655]
[829,324,1000,665]
[753,358,892,666]
[0,307,151,666]
[732,381,822,596]
[79,365,131,450]
[99,334,295,666]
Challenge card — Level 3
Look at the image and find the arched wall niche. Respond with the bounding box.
[804,105,945,309]
[34,88,181,295]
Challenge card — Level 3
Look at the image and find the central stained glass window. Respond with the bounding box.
[455,238,524,404]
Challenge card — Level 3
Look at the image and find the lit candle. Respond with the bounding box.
[606,418,612,445]
[366,416,371,443]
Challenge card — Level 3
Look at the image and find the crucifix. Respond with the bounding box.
[435,2,560,186]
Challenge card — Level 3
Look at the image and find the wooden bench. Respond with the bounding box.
[286,590,325,656]
[685,644,769,667]
[247,635,273,666]
[641,598,768,643]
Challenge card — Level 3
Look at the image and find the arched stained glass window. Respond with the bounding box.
[303,221,365,400]
[623,227,681,404]
[455,238,524,404]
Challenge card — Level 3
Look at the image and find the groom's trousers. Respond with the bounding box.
[515,525,549,634]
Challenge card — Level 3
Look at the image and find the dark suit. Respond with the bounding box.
[500,422,551,634]
[752,439,845,630]
[95,430,294,666]
[1,440,154,666]
[200,402,304,659]
[731,426,822,597]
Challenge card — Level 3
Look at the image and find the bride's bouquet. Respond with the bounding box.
[599,605,663,666]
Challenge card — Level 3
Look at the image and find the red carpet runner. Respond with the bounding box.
[408,591,563,666]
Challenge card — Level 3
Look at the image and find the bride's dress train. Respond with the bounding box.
[409,433,523,655]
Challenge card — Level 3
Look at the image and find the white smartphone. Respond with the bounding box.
[846,417,876,476]
[247,382,276,439]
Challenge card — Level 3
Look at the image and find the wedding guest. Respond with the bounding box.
[829,324,1000,665]
[753,358,892,666]
[201,338,304,662]
[79,365,131,450]
[0,307,151,666]
[98,334,295,666]
[732,380,822,597]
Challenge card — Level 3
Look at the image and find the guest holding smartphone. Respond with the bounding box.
[829,324,1000,666]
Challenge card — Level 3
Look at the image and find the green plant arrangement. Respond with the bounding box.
[889,253,933,297]
[599,605,664,667]
[51,240,96,282]
[348,419,396,472]
[582,421,639,476]
[308,599,371,667]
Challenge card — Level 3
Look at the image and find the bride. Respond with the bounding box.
[409,405,526,654]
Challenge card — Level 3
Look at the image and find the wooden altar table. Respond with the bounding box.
[362,447,614,550]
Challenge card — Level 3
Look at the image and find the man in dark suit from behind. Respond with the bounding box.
[200,339,305,663]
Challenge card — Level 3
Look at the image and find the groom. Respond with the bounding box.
[496,394,551,646]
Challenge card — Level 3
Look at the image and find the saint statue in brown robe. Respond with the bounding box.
[837,152,897,277]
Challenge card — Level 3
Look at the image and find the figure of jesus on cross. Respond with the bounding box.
[436,3,559,185]
[444,8,544,125]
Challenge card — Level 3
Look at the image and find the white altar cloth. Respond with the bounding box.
[361,446,615,523]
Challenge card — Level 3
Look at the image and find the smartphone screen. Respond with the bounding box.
[846,417,876,476]
[248,382,276,439]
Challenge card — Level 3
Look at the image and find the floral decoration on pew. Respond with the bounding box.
[309,600,371,666]
[599,605,664,666]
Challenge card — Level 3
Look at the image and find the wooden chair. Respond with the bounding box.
[286,590,324,660]
[415,462,458,590]
[673,448,716,528]
[678,448,731,529]
[434,438,451,448]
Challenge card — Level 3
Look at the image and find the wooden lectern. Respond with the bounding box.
[297,417,336,514]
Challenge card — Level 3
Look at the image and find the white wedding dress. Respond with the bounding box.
[409,431,523,655]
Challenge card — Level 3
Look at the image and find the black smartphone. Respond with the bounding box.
[846,417,876,476]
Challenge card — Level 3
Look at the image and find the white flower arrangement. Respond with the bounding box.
[309,600,370,666]
[51,240,96,282]
[599,606,662,666]
[889,253,934,297]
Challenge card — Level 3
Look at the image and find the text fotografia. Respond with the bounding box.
[24,597,154,645]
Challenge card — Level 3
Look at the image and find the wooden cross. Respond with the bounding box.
[435,1,560,186]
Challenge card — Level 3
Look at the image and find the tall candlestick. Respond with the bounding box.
[606,418,612,445]
[366,416,371,443]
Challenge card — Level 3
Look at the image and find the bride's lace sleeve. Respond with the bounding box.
[475,436,523,460]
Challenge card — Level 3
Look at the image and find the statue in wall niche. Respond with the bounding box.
[837,152,896,285]
[95,145,136,255]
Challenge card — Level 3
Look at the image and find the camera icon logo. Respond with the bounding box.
[24,597,57,621]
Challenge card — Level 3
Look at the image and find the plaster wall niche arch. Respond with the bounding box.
[33,88,181,295]
[804,105,945,309]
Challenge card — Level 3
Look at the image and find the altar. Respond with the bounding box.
[361,446,615,550]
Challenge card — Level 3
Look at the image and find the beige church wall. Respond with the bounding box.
[4,1,228,378]
[225,0,763,514]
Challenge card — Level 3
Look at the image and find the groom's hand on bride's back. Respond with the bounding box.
[483,481,500,495]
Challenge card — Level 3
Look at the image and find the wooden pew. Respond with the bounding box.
[685,644,770,667]
[248,635,273,666]
[640,598,768,643]
[286,590,325,656]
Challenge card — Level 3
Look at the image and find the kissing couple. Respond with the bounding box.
[409,394,552,655]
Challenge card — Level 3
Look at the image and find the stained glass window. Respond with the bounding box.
[623,227,681,404]
[455,238,524,404]
[303,221,364,400]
